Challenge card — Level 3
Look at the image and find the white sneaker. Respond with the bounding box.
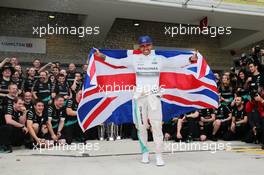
[156,154,165,166]
[116,136,121,140]
[141,152,149,164]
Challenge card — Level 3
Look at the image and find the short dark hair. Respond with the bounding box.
[58,73,65,78]
[13,97,23,104]
[34,99,44,106]
[248,61,257,67]
[54,95,64,101]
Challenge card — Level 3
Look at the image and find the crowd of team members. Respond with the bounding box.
[162,47,264,150]
[0,46,264,153]
[0,57,97,152]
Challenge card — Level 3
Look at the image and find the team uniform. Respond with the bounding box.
[227,106,248,140]
[177,111,200,142]
[27,108,48,138]
[199,108,216,138]
[215,104,232,137]
[33,80,52,105]
[23,77,35,92]
[47,104,66,140]
[0,77,12,117]
[1,103,27,146]
[63,99,83,144]
[66,72,76,87]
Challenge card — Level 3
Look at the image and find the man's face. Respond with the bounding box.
[69,64,76,72]
[33,59,41,68]
[82,64,88,72]
[15,65,22,72]
[39,72,47,82]
[58,76,65,84]
[139,44,153,56]
[2,69,11,78]
[28,68,36,77]
[24,92,32,102]
[35,102,44,113]
[235,97,243,106]
[14,99,24,111]
[52,68,59,75]
[55,98,64,108]
[9,85,18,96]
[75,73,82,81]
[10,57,18,66]
[12,71,19,79]
[249,64,257,73]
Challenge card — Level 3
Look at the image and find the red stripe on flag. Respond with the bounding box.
[83,97,117,130]
[82,73,136,98]
[89,58,96,80]
[160,72,218,93]
[163,94,216,109]
[94,54,127,69]
[199,58,207,79]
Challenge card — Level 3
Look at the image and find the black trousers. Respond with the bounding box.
[0,125,26,146]
[84,126,98,141]
[200,122,213,138]
[223,124,249,141]
[63,123,83,144]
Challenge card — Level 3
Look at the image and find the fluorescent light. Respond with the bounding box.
[134,22,140,26]
[49,15,55,19]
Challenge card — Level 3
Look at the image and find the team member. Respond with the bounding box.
[0,65,14,113]
[64,90,83,144]
[211,99,232,141]
[71,72,83,98]
[46,95,66,145]
[67,63,76,87]
[32,71,53,105]
[2,97,28,152]
[11,71,23,95]
[23,67,36,92]
[96,35,197,166]
[227,96,248,141]
[26,100,48,146]
[176,111,200,142]
[53,73,71,102]
[199,108,216,141]
[23,91,34,110]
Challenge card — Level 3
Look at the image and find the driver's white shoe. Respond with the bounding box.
[156,154,165,166]
[141,152,149,164]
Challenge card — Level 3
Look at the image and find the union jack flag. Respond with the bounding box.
[77,49,219,131]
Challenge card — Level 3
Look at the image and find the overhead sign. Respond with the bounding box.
[0,36,46,53]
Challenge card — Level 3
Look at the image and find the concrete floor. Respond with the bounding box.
[0,140,264,175]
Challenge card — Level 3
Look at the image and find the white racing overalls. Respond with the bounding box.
[105,50,192,154]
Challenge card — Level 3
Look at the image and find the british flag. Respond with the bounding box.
[77,49,219,131]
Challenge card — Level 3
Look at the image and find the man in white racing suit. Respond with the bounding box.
[96,35,197,166]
